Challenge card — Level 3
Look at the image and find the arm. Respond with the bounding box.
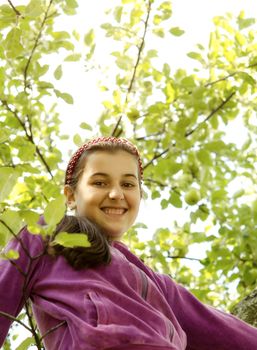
[0,227,45,346]
[162,274,257,350]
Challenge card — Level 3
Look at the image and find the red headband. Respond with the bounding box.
[65,137,143,185]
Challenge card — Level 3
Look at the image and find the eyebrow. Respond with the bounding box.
[91,172,138,179]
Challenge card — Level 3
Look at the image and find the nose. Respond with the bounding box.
[108,185,124,200]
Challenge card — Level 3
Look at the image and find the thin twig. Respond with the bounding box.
[8,260,27,277]
[7,0,22,16]
[143,178,167,188]
[40,321,66,341]
[0,311,32,333]
[205,62,257,88]
[111,0,152,135]
[204,72,237,88]
[0,100,53,177]
[185,91,236,137]
[111,115,122,137]
[143,147,170,171]
[135,131,164,141]
[23,0,54,90]
[24,301,42,349]
[167,255,202,262]
[126,0,152,99]
[0,219,31,258]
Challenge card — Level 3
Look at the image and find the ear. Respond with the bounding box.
[64,185,76,209]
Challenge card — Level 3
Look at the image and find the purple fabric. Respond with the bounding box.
[0,228,257,350]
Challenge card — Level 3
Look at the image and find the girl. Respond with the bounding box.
[0,136,257,350]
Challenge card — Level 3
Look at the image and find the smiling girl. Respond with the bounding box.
[0,136,257,350]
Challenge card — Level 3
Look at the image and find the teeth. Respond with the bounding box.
[102,208,126,215]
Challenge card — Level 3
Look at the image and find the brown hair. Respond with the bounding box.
[48,215,111,270]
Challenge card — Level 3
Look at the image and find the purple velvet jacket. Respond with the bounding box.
[0,227,257,350]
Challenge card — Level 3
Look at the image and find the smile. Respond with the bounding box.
[101,208,127,215]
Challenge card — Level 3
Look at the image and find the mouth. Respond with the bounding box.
[101,207,127,216]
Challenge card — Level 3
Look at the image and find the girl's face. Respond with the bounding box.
[64,150,141,240]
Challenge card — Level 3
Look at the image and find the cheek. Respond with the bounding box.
[130,193,141,212]
[74,190,92,212]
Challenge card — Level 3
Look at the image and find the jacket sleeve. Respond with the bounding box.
[162,274,257,350]
[0,228,45,346]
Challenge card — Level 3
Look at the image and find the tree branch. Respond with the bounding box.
[0,311,32,333]
[23,0,54,90]
[126,0,152,99]
[0,99,53,177]
[135,131,164,141]
[24,301,42,349]
[205,62,257,88]
[185,91,236,137]
[143,147,170,171]
[143,178,167,188]
[167,255,202,262]
[111,115,123,137]
[111,0,152,135]
[0,219,31,258]
[7,0,22,16]
[40,320,66,341]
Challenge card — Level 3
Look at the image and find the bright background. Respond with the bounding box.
[2,0,256,347]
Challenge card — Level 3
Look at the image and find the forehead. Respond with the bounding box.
[83,150,139,176]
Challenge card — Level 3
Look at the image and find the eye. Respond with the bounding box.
[93,181,106,187]
[122,182,135,188]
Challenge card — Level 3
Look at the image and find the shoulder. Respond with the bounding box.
[112,241,171,291]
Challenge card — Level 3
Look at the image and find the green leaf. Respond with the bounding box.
[80,122,92,130]
[20,210,40,226]
[169,192,182,208]
[0,5,16,29]
[147,49,158,58]
[54,65,63,80]
[66,0,78,8]
[73,133,83,146]
[44,195,66,227]
[237,72,255,86]
[0,210,23,247]
[53,232,91,248]
[25,0,44,17]
[54,89,74,104]
[237,16,255,30]
[0,167,19,201]
[84,29,95,46]
[37,81,54,89]
[4,249,19,260]
[197,149,212,166]
[5,28,23,58]
[114,6,123,22]
[181,76,196,88]
[64,53,81,62]
[187,51,203,62]
[15,336,35,350]
[0,127,11,143]
[153,28,165,38]
[169,27,185,36]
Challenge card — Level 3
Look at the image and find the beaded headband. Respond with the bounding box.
[65,136,143,185]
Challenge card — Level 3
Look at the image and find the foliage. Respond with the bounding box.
[93,1,257,309]
[0,0,257,347]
